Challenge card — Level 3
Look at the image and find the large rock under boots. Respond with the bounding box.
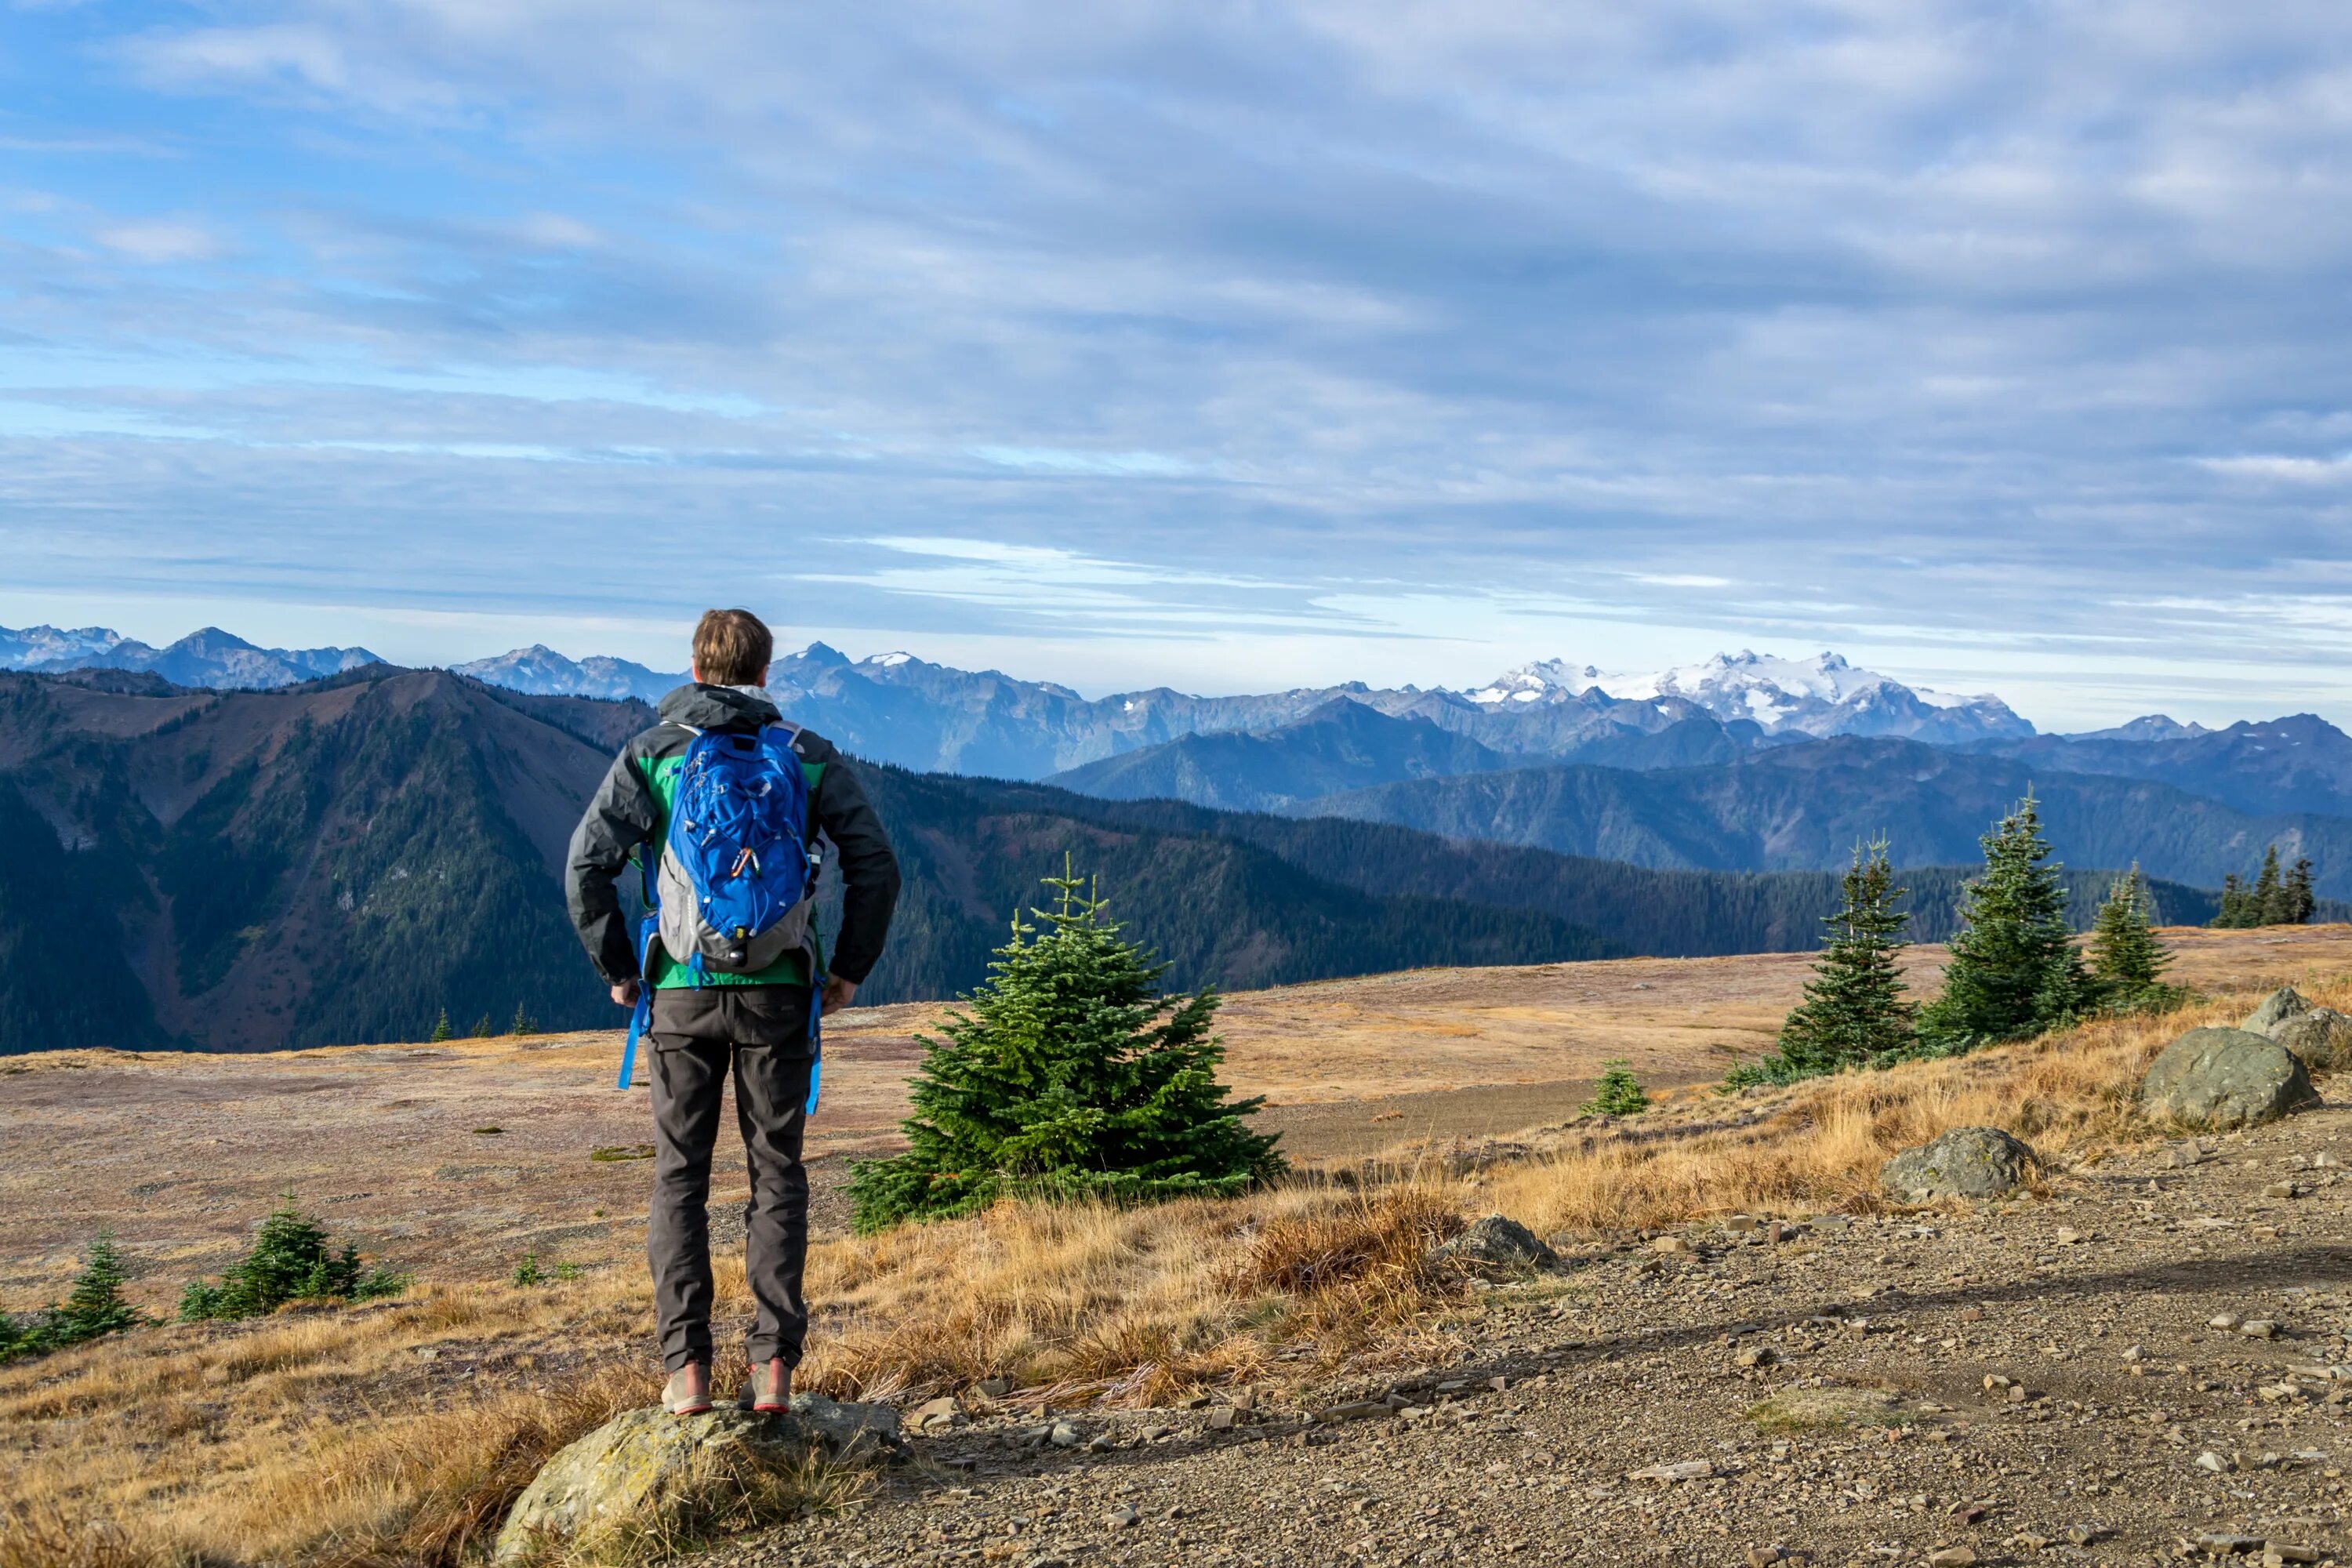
[2141,1026,2320,1130]
[2274,1007,2352,1073]
[1880,1127,2036,1203]
[494,1396,903,1563]
[2245,986,2314,1038]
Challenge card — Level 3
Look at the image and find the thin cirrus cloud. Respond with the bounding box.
[1,2,2350,725]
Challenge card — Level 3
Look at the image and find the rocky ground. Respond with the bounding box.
[742,1102,2352,1568]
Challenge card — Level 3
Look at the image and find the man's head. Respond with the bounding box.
[691,608,774,688]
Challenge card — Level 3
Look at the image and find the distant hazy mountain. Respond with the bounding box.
[1302,735,2352,898]
[2066,715,2213,743]
[1051,702,1779,811]
[1974,715,2352,818]
[1050,699,1518,811]
[1468,650,2032,746]
[451,644,683,702]
[0,624,381,689]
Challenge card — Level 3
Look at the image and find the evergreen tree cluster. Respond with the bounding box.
[849,862,1285,1232]
[2211,845,2317,929]
[179,1197,407,1322]
[0,1232,143,1363]
[1731,795,2190,1090]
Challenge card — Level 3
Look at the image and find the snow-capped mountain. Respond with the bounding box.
[0,624,380,689]
[1463,650,2033,744]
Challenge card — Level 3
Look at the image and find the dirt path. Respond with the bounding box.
[753,1103,2352,1568]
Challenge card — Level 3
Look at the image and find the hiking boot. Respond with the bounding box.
[664,1363,712,1417]
[738,1357,790,1414]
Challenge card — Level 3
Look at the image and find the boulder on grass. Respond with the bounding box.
[2273,1007,2352,1073]
[1880,1127,2036,1203]
[494,1396,903,1563]
[1430,1214,1558,1276]
[2244,986,2313,1038]
[2140,1027,2319,1131]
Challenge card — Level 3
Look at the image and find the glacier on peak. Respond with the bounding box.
[1458,649,2030,742]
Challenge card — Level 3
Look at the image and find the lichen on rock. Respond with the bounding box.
[2140,1025,2320,1131]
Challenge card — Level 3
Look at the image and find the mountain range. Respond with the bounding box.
[3,662,2257,1055]
[9,625,2039,775]
[0,624,381,690]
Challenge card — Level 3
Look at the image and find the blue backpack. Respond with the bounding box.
[618,722,826,1104]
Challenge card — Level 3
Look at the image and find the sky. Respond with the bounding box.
[5,2,2352,730]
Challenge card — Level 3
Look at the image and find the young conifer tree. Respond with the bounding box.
[848,861,1284,1232]
[2287,857,2318,925]
[1770,837,1917,1076]
[2088,863,2171,1006]
[428,1008,452,1043]
[2253,844,2289,926]
[1918,792,2089,1049]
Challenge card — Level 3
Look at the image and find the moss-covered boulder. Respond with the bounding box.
[493,1396,902,1563]
[1880,1127,2036,1203]
[2274,1008,2352,1073]
[2244,986,2313,1038]
[2141,1026,2319,1131]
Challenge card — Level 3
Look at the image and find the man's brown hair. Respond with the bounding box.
[692,608,774,686]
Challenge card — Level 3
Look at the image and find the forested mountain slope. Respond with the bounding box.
[1303,736,2352,897]
[2,671,2288,1055]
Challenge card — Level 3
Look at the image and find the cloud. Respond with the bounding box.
[3,1,2352,727]
[91,220,223,263]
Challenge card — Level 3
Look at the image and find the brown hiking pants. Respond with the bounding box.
[646,985,815,1374]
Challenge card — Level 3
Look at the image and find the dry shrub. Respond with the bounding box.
[0,1504,167,1568]
[289,1363,655,1568]
[1224,1185,1465,1345]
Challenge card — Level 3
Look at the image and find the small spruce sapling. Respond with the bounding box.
[2087,863,2173,1011]
[180,1196,407,1321]
[0,1232,145,1363]
[428,1008,452,1043]
[847,859,1283,1231]
[1581,1061,1650,1116]
[1917,792,2090,1051]
[1725,838,1917,1088]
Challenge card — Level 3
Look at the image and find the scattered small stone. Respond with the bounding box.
[1926,1548,1978,1567]
[1628,1459,1716,1483]
[1744,1549,1786,1567]
[2211,1313,2242,1330]
[2266,1545,2321,1565]
[1735,1345,1777,1369]
[1314,1401,1388,1425]
[1048,1421,1082,1448]
[2242,1319,2282,1340]
[1206,1408,1237,1431]
[1653,1236,1692,1255]
[2194,1531,2265,1555]
[2055,1227,2085,1245]
[1106,1504,1139,1531]
[2196,1450,2231,1473]
[2263,1181,2303,1200]
[2066,1524,2110,1545]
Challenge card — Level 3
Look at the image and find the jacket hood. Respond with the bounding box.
[655,683,782,730]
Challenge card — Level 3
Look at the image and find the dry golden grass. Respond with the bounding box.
[2,970,2332,1567]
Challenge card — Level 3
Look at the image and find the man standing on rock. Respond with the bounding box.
[566,608,900,1416]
